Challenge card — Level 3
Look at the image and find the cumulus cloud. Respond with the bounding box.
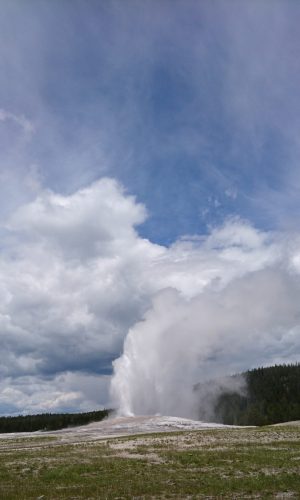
[0,178,162,413]
[8,178,147,259]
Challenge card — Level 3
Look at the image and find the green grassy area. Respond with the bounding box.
[0,426,300,498]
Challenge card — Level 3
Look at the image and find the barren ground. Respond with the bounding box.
[0,416,299,499]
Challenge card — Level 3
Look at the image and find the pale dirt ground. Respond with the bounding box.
[0,415,233,446]
[0,415,298,453]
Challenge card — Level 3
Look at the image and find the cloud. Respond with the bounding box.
[0,372,111,416]
[1,178,157,376]
[8,178,147,260]
[0,108,34,135]
[0,109,34,137]
[0,179,157,412]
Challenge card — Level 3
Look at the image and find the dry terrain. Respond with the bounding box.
[0,416,299,499]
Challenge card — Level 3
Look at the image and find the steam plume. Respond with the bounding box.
[111,251,300,418]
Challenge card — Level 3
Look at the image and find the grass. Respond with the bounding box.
[0,426,300,498]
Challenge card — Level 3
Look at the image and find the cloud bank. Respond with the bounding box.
[0,174,299,416]
[1,175,299,415]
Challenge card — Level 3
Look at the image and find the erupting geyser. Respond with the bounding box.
[111,268,300,419]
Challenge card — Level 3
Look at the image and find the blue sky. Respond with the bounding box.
[2,0,300,242]
[1,1,300,415]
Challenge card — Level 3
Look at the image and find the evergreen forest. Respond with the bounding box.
[213,363,300,426]
[0,409,110,433]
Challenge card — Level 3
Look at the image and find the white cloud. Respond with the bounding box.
[0,108,34,136]
[0,372,110,415]
[225,188,237,200]
[0,178,163,413]
[8,177,148,259]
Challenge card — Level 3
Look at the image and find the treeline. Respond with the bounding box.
[213,363,300,426]
[0,409,111,433]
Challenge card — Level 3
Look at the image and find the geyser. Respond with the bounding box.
[111,267,300,418]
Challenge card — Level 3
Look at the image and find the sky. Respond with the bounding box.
[1,0,300,416]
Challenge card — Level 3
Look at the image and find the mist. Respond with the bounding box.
[111,264,300,419]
